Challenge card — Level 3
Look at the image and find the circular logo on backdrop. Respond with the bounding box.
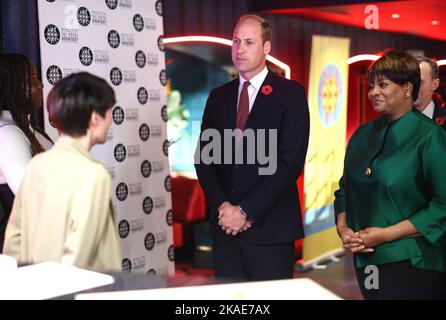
[155,0,163,16]
[161,105,168,122]
[164,176,171,192]
[147,269,156,276]
[122,258,132,272]
[159,69,166,86]
[135,50,146,68]
[166,209,173,226]
[105,0,118,10]
[107,30,120,49]
[110,67,122,86]
[142,196,154,215]
[77,7,91,26]
[137,87,148,105]
[317,64,344,127]
[139,124,150,141]
[168,245,175,262]
[46,65,62,85]
[112,106,124,125]
[141,160,152,178]
[79,46,93,66]
[157,35,164,52]
[114,144,126,163]
[144,233,155,251]
[44,24,60,45]
[116,182,128,201]
[163,140,169,157]
[118,219,130,239]
[133,14,144,32]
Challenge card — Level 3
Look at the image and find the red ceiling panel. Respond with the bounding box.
[264,0,446,42]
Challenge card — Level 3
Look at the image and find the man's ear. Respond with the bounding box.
[263,40,271,56]
[89,111,99,127]
[432,78,440,92]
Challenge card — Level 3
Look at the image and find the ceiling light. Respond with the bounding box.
[163,36,291,79]
[392,13,400,19]
[432,20,440,25]
[346,54,380,64]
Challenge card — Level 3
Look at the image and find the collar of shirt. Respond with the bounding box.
[238,66,268,112]
[422,100,435,119]
[55,135,100,163]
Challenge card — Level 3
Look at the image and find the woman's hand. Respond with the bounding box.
[357,220,420,248]
[337,215,420,253]
[336,212,374,253]
[357,227,391,248]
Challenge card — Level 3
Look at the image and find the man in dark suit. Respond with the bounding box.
[415,56,446,128]
[194,14,310,281]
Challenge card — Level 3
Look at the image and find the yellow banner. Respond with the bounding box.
[302,35,350,264]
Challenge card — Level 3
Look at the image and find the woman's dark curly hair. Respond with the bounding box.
[0,53,45,155]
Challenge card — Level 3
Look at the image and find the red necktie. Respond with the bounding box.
[236,81,250,131]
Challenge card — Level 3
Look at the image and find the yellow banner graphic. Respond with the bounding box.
[301,35,350,267]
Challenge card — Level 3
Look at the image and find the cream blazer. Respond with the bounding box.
[3,136,121,272]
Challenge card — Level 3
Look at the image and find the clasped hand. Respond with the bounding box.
[337,225,391,253]
[217,202,252,236]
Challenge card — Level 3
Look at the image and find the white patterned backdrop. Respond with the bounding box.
[37,0,173,275]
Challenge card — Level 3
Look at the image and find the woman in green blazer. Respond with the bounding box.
[334,50,446,299]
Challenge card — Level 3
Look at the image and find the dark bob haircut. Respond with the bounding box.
[367,50,420,102]
[47,72,115,136]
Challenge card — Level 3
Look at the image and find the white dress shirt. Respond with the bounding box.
[422,100,435,119]
[237,66,269,113]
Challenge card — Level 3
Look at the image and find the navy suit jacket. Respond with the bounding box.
[433,102,446,129]
[195,70,310,244]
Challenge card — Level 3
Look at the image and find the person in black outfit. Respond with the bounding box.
[195,15,310,281]
[414,56,446,129]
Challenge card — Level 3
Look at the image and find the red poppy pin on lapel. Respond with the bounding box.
[261,84,273,96]
[435,115,445,126]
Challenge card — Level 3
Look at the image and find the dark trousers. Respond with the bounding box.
[0,184,14,253]
[212,234,295,282]
[355,260,446,300]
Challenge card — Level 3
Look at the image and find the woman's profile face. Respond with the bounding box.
[368,75,408,116]
[30,64,44,111]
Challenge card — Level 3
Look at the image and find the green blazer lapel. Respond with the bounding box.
[366,116,390,163]
[386,110,422,146]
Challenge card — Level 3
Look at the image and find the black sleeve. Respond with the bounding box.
[194,90,229,215]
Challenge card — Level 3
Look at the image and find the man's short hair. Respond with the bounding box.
[237,14,272,44]
[416,56,439,80]
[47,72,115,136]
